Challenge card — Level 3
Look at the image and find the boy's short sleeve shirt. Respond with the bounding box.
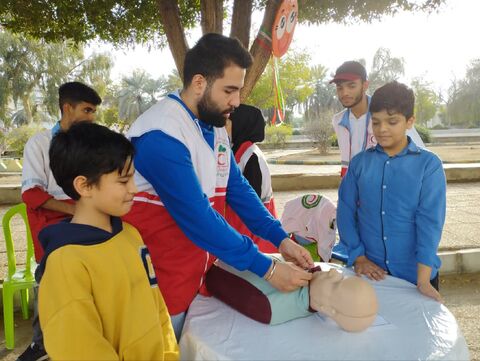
[339,139,446,284]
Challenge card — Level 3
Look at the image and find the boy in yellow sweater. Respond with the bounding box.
[37,121,178,360]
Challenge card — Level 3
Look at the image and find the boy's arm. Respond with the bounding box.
[41,198,75,215]
[39,254,119,360]
[22,135,75,215]
[415,158,446,274]
[337,162,365,267]
[417,263,442,302]
[22,136,52,209]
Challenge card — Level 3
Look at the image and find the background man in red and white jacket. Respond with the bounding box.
[331,61,424,177]
[19,81,101,361]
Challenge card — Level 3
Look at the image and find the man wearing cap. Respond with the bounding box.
[330,61,423,177]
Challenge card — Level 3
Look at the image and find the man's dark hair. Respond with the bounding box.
[58,82,102,114]
[330,61,367,84]
[370,81,415,120]
[49,122,134,200]
[183,33,253,86]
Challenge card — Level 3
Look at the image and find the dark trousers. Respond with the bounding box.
[430,273,440,291]
[31,285,44,349]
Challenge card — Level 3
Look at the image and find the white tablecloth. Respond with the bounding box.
[179,264,469,360]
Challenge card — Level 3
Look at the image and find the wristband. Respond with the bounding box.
[264,259,278,281]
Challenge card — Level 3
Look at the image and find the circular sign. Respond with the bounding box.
[272,0,298,57]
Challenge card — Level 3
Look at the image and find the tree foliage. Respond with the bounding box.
[303,64,339,122]
[411,77,438,125]
[446,59,480,128]
[298,0,444,25]
[117,69,166,125]
[0,30,112,125]
[0,0,445,99]
[368,47,405,92]
[99,68,182,132]
[247,50,314,121]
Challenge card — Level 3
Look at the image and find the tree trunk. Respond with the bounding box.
[200,0,223,34]
[21,96,33,124]
[156,0,189,81]
[241,0,282,101]
[230,0,253,48]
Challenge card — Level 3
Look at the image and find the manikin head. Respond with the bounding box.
[309,269,378,332]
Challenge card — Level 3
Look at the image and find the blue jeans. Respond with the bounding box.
[170,312,187,341]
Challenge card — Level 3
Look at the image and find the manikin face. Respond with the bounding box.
[335,79,368,109]
[309,269,378,332]
[371,110,414,156]
[88,159,137,218]
[310,269,345,306]
[197,64,245,128]
[61,101,97,130]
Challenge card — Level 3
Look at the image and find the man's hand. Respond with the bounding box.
[267,261,312,292]
[417,282,443,302]
[354,255,387,281]
[278,238,314,269]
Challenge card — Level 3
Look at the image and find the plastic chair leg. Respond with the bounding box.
[20,288,30,320]
[3,286,15,349]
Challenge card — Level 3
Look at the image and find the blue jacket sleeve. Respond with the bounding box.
[227,152,288,248]
[132,131,272,277]
[415,156,446,267]
[337,161,365,266]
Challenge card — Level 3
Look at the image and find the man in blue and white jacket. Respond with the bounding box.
[124,33,314,338]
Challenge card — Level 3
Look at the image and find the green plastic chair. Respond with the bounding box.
[2,203,37,350]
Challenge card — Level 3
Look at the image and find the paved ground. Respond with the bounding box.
[265,143,480,164]
[1,182,479,274]
[273,184,480,251]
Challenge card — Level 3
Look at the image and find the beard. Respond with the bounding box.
[198,88,234,128]
[341,90,364,109]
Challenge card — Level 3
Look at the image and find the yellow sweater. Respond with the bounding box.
[39,222,179,360]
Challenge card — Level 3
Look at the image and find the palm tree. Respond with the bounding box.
[118,69,166,125]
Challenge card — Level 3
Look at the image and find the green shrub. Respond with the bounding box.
[330,133,338,147]
[265,124,292,147]
[414,124,431,143]
[0,130,7,155]
[6,125,44,156]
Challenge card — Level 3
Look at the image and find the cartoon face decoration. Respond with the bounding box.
[272,0,298,58]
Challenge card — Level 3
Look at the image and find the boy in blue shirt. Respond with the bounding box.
[337,81,446,302]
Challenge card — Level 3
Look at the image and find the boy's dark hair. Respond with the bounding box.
[58,82,102,114]
[370,81,415,119]
[49,122,134,200]
[183,33,253,86]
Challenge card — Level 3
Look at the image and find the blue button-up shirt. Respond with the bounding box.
[337,138,446,284]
